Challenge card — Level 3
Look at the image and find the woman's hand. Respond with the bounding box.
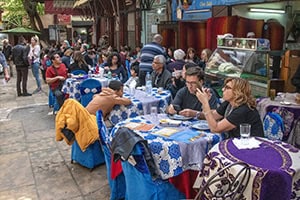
[196,87,211,104]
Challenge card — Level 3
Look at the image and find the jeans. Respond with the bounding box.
[32,62,41,89]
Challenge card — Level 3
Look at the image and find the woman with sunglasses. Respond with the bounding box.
[196,77,264,138]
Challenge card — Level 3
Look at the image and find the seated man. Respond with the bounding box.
[151,55,172,89]
[86,80,132,120]
[46,53,68,108]
[167,67,218,118]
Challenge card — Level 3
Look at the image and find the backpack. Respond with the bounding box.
[263,112,285,141]
[287,117,300,149]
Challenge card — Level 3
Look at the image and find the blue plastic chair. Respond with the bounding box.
[71,139,105,170]
[121,144,185,200]
[96,110,127,200]
[79,79,102,107]
[71,69,87,75]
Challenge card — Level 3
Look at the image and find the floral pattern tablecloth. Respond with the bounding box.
[108,88,172,126]
[108,114,223,180]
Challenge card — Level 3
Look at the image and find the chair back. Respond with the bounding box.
[263,112,285,140]
[72,69,87,75]
[79,79,102,107]
[194,161,251,200]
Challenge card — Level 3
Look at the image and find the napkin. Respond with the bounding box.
[232,137,262,150]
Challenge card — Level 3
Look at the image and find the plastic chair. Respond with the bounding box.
[120,144,185,200]
[96,110,126,200]
[194,162,251,200]
[79,79,102,107]
[71,139,105,170]
[71,69,87,75]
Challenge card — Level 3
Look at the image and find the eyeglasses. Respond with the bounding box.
[223,85,232,90]
[186,81,198,85]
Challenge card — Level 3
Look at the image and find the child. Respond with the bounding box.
[125,61,140,88]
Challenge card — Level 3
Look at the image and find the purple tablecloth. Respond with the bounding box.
[195,137,300,200]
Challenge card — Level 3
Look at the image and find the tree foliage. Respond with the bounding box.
[1,0,44,30]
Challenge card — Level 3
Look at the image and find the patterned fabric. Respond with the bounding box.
[108,88,172,126]
[263,112,284,141]
[196,138,300,200]
[108,115,223,180]
[62,77,109,101]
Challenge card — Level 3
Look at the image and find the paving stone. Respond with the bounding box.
[0,152,35,191]
[0,185,38,200]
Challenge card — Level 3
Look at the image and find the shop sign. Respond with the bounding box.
[57,14,71,25]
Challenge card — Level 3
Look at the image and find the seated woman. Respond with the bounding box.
[196,77,264,138]
[106,52,128,83]
[69,51,89,74]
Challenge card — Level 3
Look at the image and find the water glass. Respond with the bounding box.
[240,123,251,145]
[150,106,158,123]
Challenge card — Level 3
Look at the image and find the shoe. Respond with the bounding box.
[32,88,42,94]
[17,93,23,97]
[23,93,32,96]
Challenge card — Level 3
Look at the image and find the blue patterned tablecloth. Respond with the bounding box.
[108,88,172,126]
[108,114,223,180]
[62,77,109,101]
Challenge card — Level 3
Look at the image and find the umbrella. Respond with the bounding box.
[0,27,41,35]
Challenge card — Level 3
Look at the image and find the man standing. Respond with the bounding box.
[12,36,31,97]
[139,34,165,86]
[151,55,171,89]
[2,39,13,77]
[46,53,68,108]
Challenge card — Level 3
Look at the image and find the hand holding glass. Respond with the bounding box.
[240,123,251,145]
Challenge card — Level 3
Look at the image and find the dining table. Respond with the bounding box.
[194,137,300,200]
[62,76,109,101]
[108,87,172,126]
[106,114,224,198]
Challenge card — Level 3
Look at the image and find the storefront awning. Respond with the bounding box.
[73,0,89,8]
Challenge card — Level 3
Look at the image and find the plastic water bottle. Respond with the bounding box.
[145,72,152,96]
[119,73,123,82]
[107,71,112,79]
[88,70,92,78]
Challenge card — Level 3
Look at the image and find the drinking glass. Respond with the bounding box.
[150,106,158,124]
[240,123,251,145]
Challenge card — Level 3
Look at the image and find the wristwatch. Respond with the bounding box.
[195,111,201,119]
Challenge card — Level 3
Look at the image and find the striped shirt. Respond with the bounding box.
[139,42,165,72]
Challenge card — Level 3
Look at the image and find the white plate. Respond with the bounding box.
[280,101,291,105]
[168,114,193,121]
[192,120,210,130]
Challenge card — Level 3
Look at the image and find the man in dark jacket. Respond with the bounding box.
[2,39,13,77]
[151,55,171,89]
[12,36,31,97]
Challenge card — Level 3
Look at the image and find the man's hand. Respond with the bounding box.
[167,104,177,115]
[4,74,10,82]
[179,109,196,117]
